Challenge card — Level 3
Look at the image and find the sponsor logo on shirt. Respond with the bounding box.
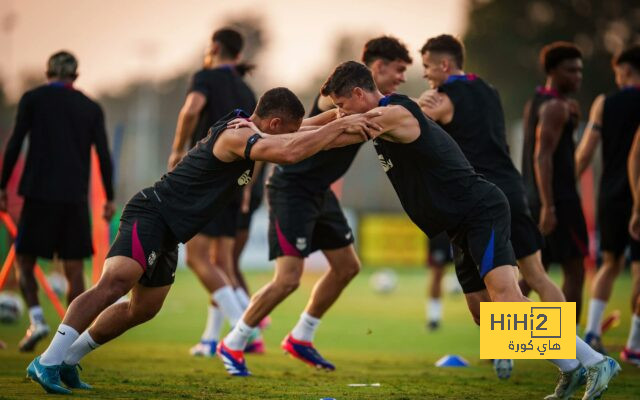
[296,237,307,251]
[148,251,157,266]
[237,170,252,186]
[378,154,393,172]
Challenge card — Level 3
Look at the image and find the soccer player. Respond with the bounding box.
[25,88,377,394]
[0,51,114,352]
[521,42,587,323]
[628,109,640,366]
[425,232,451,330]
[417,35,565,318]
[168,28,262,356]
[320,61,619,400]
[576,45,640,360]
[217,36,412,376]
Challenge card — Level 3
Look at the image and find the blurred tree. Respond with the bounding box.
[463,0,640,126]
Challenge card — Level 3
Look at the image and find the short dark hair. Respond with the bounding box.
[255,87,305,122]
[46,51,78,79]
[540,42,582,73]
[362,36,412,66]
[420,34,465,68]
[613,45,640,72]
[212,28,244,59]
[321,61,377,97]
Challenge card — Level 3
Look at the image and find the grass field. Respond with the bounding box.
[0,267,639,399]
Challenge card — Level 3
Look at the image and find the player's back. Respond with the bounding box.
[19,84,103,202]
[600,86,640,201]
[437,75,523,195]
[152,109,255,242]
[521,88,579,207]
[374,94,494,237]
[190,66,256,146]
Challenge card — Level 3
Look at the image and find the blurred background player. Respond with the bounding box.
[627,110,640,366]
[576,45,640,359]
[0,51,114,352]
[425,232,451,330]
[218,36,412,375]
[418,34,565,314]
[168,28,266,356]
[520,42,587,325]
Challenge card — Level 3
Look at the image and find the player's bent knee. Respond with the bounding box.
[131,304,162,324]
[338,260,361,281]
[273,277,300,296]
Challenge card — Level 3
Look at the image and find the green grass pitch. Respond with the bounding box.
[1,267,639,399]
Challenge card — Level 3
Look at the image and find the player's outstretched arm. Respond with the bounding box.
[629,125,640,240]
[575,94,604,177]
[222,114,377,165]
[168,92,206,170]
[358,105,421,144]
[302,108,340,127]
[0,93,32,211]
[534,99,567,235]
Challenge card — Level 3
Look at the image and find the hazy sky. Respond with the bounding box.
[0,0,466,100]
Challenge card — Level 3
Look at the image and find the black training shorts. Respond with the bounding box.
[15,198,93,260]
[107,190,179,287]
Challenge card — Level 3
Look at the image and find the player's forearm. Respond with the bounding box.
[324,132,366,149]
[172,111,199,152]
[629,131,640,212]
[534,154,555,208]
[575,130,599,178]
[94,133,115,201]
[303,109,337,127]
[283,119,346,163]
[0,129,27,189]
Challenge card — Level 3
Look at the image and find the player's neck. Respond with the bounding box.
[47,78,74,86]
[209,57,236,69]
[623,75,640,87]
[544,78,568,96]
[448,69,465,77]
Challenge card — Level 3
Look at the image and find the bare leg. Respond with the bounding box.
[242,256,304,326]
[429,263,445,300]
[89,284,171,344]
[631,262,640,314]
[483,265,528,302]
[232,228,251,293]
[304,245,360,318]
[561,257,585,323]
[16,254,39,307]
[591,252,625,302]
[518,251,565,302]
[210,237,237,288]
[186,235,230,294]
[464,289,491,325]
[62,259,86,304]
[62,256,142,333]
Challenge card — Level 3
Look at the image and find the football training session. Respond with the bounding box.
[1,1,640,399]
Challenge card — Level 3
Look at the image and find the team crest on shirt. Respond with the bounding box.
[296,237,307,251]
[237,170,252,186]
[377,154,394,172]
[148,251,157,266]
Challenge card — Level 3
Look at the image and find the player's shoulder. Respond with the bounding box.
[539,97,569,119]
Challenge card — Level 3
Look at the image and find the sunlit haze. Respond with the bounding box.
[1,0,466,100]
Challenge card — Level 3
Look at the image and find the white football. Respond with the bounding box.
[370,269,398,294]
[47,272,68,297]
[0,291,25,324]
